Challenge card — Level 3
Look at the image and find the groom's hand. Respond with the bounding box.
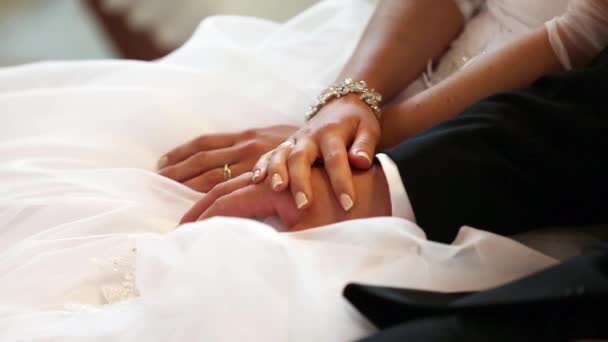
[180,165,391,231]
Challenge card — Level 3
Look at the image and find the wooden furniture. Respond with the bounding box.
[86,0,172,60]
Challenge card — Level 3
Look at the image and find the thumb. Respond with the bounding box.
[348,125,379,170]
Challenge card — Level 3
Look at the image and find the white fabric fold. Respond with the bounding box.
[546,0,608,69]
[453,0,485,20]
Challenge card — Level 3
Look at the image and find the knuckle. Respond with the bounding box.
[241,129,257,140]
[207,171,226,192]
[356,138,375,150]
[300,127,313,136]
[268,147,281,159]
[207,184,223,198]
[366,126,381,141]
[270,149,287,163]
[267,161,282,174]
[212,196,229,211]
[210,168,225,184]
[259,150,272,161]
[287,149,307,164]
[193,152,208,166]
[254,155,269,170]
[159,167,175,178]
[163,151,176,162]
[287,159,299,171]
[317,123,340,136]
[197,183,211,195]
[194,135,208,148]
[324,150,344,164]
[242,140,263,154]
[266,155,282,171]
[288,170,306,187]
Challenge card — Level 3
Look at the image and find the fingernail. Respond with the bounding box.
[340,193,354,211]
[295,192,308,209]
[272,174,283,190]
[356,151,371,163]
[157,156,169,170]
[252,169,261,182]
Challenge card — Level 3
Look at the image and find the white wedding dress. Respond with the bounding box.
[0,0,594,341]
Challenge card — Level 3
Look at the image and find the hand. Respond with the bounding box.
[157,125,297,192]
[180,164,391,231]
[252,95,381,213]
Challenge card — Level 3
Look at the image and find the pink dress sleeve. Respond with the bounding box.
[545,0,608,69]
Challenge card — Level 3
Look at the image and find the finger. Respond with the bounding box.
[320,137,356,212]
[265,145,294,193]
[286,139,318,210]
[197,185,278,221]
[159,147,237,182]
[348,124,380,170]
[158,132,236,169]
[183,163,244,193]
[251,151,271,184]
[179,172,252,224]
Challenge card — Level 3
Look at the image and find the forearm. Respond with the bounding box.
[380,27,564,147]
[337,0,465,102]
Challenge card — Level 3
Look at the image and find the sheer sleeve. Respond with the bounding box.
[545,0,608,69]
[452,0,485,21]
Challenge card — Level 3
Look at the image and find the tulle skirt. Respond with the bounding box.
[0,1,557,340]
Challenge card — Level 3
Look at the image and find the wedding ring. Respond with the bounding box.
[223,164,232,181]
[278,138,296,150]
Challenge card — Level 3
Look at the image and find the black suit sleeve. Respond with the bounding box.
[383,48,608,243]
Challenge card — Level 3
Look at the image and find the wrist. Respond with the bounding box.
[306,78,383,122]
[379,100,419,148]
[313,93,378,123]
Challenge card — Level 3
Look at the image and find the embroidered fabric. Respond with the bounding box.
[94,247,139,305]
[63,247,139,311]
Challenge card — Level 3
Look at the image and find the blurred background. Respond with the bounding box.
[0,0,318,67]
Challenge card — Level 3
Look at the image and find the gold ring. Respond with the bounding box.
[223,164,232,181]
[278,137,296,149]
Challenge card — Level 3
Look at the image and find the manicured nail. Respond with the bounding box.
[295,192,308,209]
[340,193,354,211]
[157,156,169,170]
[272,174,283,190]
[252,169,261,182]
[356,151,371,163]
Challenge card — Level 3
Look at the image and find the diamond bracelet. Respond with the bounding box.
[305,78,383,121]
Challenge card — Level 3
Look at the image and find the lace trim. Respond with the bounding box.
[92,247,139,305]
[63,247,139,312]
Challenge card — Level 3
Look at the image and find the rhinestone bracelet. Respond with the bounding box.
[305,78,383,121]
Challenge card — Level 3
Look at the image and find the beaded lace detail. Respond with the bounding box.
[90,247,139,305]
[62,247,139,312]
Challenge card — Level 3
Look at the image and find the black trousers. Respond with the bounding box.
[385,48,608,243]
[346,245,608,342]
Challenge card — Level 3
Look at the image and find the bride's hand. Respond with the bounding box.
[157,125,297,192]
[179,165,390,230]
[251,95,381,212]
